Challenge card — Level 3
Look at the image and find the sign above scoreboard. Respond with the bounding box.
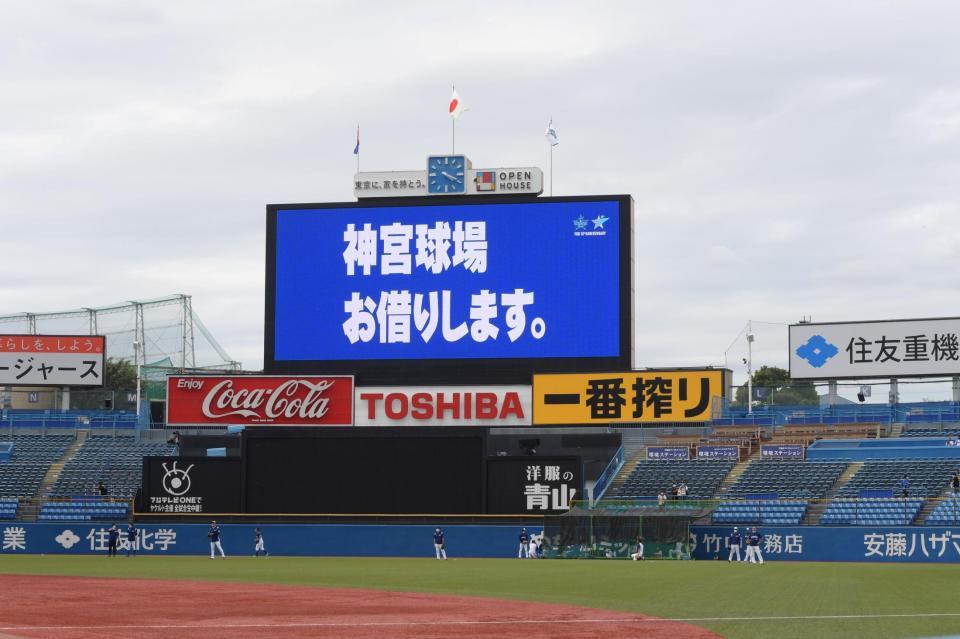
[353,155,543,198]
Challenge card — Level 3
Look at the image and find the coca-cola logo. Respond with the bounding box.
[200,379,334,421]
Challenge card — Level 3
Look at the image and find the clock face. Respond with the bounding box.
[427,155,467,194]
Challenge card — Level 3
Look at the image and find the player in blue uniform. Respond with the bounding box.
[518,528,530,558]
[208,520,226,559]
[727,526,742,562]
[747,527,764,564]
[126,523,137,557]
[107,523,119,558]
[433,527,447,560]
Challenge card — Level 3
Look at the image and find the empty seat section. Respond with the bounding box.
[726,460,848,499]
[613,459,735,500]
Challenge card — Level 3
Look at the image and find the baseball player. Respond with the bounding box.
[126,522,138,557]
[107,523,119,558]
[747,527,764,564]
[727,526,742,562]
[630,536,645,560]
[433,527,447,560]
[254,527,266,558]
[208,520,226,559]
[518,527,530,558]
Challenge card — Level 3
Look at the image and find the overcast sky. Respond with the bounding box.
[2,1,959,394]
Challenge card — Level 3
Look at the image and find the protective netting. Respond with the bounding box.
[543,510,694,559]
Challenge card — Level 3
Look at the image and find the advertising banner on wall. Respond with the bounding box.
[141,456,241,514]
[354,385,532,426]
[790,318,960,379]
[486,457,581,514]
[646,446,690,460]
[697,445,739,460]
[532,368,726,425]
[0,335,105,387]
[265,195,634,384]
[166,375,354,426]
[761,444,805,459]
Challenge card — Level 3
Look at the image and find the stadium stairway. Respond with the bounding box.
[802,461,861,524]
[19,430,88,522]
[918,489,950,524]
[890,423,905,438]
[715,449,759,496]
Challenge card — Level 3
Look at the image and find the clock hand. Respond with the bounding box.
[441,171,462,183]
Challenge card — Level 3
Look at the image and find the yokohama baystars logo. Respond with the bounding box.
[200,378,333,420]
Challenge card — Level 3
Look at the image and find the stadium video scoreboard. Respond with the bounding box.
[265,194,634,384]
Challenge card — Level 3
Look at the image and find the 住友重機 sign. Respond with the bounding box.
[265,195,633,385]
[790,318,960,379]
[0,335,105,387]
[166,375,354,426]
[532,369,728,425]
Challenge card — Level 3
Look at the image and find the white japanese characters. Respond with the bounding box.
[344,221,487,276]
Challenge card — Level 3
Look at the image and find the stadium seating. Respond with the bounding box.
[0,498,18,520]
[38,500,128,522]
[820,498,923,525]
[838,460,958,498]
[726,460,848,498]
[50,436,175,499]
[614,459,735,499]
[925,496,960,525]
[711,499,808,525]
[900,428,960,438]
[0,435,73,498]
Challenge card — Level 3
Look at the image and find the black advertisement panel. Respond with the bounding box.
[242,427,484,514]
[486,456,582,514]
[142,456,241,514]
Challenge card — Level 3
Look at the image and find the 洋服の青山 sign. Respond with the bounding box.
[166,375,353,426]
[354,385,531,426]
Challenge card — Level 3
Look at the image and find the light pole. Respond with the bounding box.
[746,321,755,415]
[133,341,142,420]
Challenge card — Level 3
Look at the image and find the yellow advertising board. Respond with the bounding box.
[532,369,727,425]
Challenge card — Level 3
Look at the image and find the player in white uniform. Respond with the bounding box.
[728,527,742,562]
[630,537,645,560]
[254,527,266,558]
[208,520,226,559]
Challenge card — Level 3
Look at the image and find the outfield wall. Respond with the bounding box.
[3,522,960,562]
[0,523,530,558]
[690,525,960,563]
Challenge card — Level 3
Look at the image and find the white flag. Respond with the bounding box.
[545,119,559,146]
[449,89,465,119]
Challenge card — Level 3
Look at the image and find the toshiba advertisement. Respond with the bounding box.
[354,385,531,426]
[166,375,354,426]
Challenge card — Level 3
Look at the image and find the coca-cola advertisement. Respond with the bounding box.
[166,375,354,426]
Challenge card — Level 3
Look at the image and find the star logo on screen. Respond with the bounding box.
[591,215,609,230]
[573,215,588,231]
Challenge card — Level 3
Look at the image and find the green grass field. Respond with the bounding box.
[1,555,958,639]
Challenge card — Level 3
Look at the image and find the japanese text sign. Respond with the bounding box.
[532,369,725,425]
[761,444,805,459]
[0,335,105,387]
[166,375,354,426]
[697,445,739,459]
[486,457,581,514]
[354,385,531,426]
[646,446,690,460]
[790,318,960,379]
[265,196,633,384]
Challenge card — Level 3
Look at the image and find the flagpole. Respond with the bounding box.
[549,115,553,196]
[451,83,456,154]
[356,124,360,174]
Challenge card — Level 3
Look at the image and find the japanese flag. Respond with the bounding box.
[449,88,465,119]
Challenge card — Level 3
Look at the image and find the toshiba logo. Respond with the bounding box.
[355,387,532,425]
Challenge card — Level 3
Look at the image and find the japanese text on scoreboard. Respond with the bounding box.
[267,198,630,368]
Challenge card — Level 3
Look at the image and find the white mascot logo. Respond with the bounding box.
[161,461,194,496]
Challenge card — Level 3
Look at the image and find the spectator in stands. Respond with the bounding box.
[951,472,960,496]
[167,431,181,453]
[107,523,119,558]
[670,483,679,500]
[677,481,688,501]
[900,475,910,498]
[657,491,667,510]
[97,481,108,497]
